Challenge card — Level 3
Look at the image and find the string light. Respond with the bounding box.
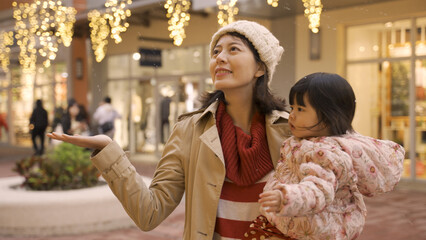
[104,0,132,44]
[57,4,77,47]
[164,0,191,46]
[0,31,14,72]
[267,0,279,7]
[12,1,76,72]
[13,2,37,73]
[302,0,322,33]
[88,0,132,62]
[88,10,110,62]
[34,0,76,67]
[217,0,238,27]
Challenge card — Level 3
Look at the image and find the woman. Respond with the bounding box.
[48,20,291,239]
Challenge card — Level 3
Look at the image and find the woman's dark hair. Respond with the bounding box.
[289,72,356,135]
[199,32,287,115]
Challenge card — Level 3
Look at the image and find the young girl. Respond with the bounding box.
[244,72,405,240]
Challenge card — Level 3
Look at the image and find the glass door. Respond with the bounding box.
[381,60,411,178]
[347,63,381,139]
[415,59,426,180]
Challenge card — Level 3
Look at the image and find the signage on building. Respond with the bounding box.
[192,0,216,10]
[139,48,162,67]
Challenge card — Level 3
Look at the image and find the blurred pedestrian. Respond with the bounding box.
[77,104,91,136]
[93,96,121,139]
[62,99,89,135]
[0,112,8,140]
[52,106,64,133]
[29,99,48,155]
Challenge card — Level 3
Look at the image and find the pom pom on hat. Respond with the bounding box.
[209,20,284,83]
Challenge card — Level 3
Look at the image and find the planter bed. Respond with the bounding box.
[0,176,151,237]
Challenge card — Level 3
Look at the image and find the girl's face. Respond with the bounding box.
[209,34,264,92]
[288,93,330,138]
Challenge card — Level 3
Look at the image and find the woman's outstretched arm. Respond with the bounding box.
[47,132,112,150]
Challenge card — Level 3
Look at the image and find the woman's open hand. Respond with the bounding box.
[47,132,112,150]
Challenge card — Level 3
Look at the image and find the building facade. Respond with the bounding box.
[1,0,426,182]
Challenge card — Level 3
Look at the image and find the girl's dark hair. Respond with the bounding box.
[289,72,356,135]
[199,32,287,115]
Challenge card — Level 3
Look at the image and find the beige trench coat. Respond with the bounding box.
[91,100,291,239]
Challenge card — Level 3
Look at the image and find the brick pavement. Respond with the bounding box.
[359,183,426,240]
[1,143,426,240]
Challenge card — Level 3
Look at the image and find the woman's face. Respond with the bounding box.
[288,94,330,138]
[209,34,264,92]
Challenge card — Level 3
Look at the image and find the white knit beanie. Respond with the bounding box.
[209,20,284,83]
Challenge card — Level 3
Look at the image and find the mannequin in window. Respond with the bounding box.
[160,96,171,143]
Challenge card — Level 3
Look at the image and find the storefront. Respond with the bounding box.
[346,17,426,180]
[106,44,212,155]
[0,62,68,145]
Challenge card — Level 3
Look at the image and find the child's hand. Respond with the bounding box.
[259,190,282,213]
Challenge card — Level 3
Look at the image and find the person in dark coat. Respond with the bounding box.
[30,99,48,155]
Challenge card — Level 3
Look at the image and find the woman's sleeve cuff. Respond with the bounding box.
[91,141,126,173]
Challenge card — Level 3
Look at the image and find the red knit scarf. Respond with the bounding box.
[216,101,274,186]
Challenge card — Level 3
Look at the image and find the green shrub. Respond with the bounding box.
[14,143,100,190]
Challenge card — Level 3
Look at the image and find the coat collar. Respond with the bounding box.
[195,99,289,125]
[195,100,220,124]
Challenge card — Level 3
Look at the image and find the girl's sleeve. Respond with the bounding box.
[91,121,186,231]
[272,139,355,217]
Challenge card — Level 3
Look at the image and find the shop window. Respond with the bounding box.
[346,19,426,179]
[414,59,426,180]
[130,57,155,79]
[347,63,380,138]
[54,63,68,109]
[385,20,412,58]
[6,62,67,146]
[381,61,410,178]
[107,45,210,154]
[346,19,423,61]
[416,17,426,56]
[0,71,9,89]
[159,45,205,76]
[346,23,382,61]
[108,54,130,79]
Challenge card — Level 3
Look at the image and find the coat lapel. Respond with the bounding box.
[200,125,225,164]
[197,101,225,164]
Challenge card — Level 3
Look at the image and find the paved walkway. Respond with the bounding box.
[0,143,425,240]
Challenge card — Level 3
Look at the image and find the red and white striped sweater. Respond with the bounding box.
[214,172,274,239]
[214,101,275,239]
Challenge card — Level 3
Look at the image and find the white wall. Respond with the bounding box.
[271,17,296,102]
